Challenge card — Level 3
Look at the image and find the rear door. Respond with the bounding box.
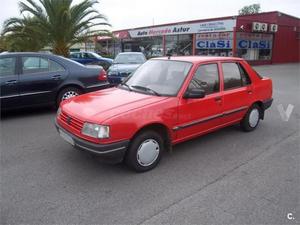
[176,63,223,141]
[0,56,19,109]
[19,56,67,106]
[220,61,253,125]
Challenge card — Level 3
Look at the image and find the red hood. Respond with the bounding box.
[61,87,168,123]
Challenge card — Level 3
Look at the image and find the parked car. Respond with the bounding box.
[107,52,146,85]
[0,52,109,110]
[69,51,113,70]
[55,56,273,172]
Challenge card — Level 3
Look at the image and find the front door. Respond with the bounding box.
[0,56,19,109]
[175,63,223,142]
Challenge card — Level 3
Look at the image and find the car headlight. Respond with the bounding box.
[81,123,110,139]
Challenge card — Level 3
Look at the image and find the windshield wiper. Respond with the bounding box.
[131,85,161,96]
[120,83,132,91]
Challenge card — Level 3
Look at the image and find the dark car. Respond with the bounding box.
[107,52,146,85]
[69,52,113,70]
[0,52,109,110]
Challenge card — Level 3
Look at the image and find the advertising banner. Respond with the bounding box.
[196,32,233,49]
[237,32,273,49]
[129,19,236,38]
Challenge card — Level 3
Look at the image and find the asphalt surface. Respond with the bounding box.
[1,63,299,225]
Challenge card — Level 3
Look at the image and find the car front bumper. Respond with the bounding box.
[55,120,129,163]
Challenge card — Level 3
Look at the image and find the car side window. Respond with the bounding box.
[22,57,49,74]
[0,57,16,77]
[238,63,252,86]
[188,63,220,95]
[49,60,65,72]
[222,63,244,90]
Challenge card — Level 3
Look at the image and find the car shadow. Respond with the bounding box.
[1,106,56,120]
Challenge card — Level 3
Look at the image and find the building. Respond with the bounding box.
[96,11,300,65]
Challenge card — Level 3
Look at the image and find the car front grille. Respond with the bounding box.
[60,111,84,132]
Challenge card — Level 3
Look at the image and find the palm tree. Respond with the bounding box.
[2,0,110,56]
[2,16,46,51]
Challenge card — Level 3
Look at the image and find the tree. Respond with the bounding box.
[238,4,261,15]
[2,16,46,52]
[2,0,110,56]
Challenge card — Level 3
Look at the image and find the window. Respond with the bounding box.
[165,34,193,56]
[125,60,192,96]
[238,63,251,85]
[22,57,49,74]
[22,57,64,74]
[189,64,219,95]
[49,60,65,72]
[0,57,16,76]
[222,63,244,90]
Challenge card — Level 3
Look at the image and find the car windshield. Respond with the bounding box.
[114,54,145,64]
[123,59,192,96]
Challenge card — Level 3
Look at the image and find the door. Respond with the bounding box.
[19,56,66,106]
[0,56,19,109]
[176,63,223,142]
[220,62,253,125]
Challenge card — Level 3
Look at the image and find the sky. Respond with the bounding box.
[0,0,299,31]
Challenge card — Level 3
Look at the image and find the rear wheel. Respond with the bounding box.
[240,104,261,132]
[125,130,163,172]
[57,87,82,107]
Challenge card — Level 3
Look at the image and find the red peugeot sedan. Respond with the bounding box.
[55,56,273,172]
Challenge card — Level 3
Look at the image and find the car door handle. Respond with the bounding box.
[215,96,222,102]
[52,75,62,80]
[5,80,18,85]
[247,90,253,94]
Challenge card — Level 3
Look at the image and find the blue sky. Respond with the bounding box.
[0,0,299,31]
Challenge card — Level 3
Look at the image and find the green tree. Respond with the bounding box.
[2,0,110,56]
[238,4,261,15]
[2,16,46,51]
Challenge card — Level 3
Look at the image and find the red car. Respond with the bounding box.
[55,56,273,172]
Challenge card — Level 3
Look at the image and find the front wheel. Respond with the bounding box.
[240,104,261,132]
[125,130,164,172]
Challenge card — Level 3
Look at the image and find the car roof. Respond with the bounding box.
[117,52,144,55]
[153,56,243,63]
[0,52,53,56]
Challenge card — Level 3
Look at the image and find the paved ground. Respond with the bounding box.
[1,63,299,225]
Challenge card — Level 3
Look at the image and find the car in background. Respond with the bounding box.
[55,56,273,172]
[107,52,146,85]
[0,52,109,110]
[69,52,113,70]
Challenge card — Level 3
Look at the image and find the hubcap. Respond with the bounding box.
[137,139,160,166]
[62,91,79,101]
[249,108,260,128]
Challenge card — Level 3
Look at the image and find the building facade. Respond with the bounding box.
[97,11,300,64]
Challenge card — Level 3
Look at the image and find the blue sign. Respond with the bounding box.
[238,40,272,49]
[196,40,232,49]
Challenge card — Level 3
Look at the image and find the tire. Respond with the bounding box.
[240,104,262,132]
[125,130,164,172]
[57,87,82,107]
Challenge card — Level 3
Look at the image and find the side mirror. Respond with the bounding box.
[183,88,206,99]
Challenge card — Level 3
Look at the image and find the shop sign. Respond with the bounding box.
[237,32,273,49]
[196,32,233,40]
[129,19,236,38]
[237,40,272,49]
[196,40,233,49]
